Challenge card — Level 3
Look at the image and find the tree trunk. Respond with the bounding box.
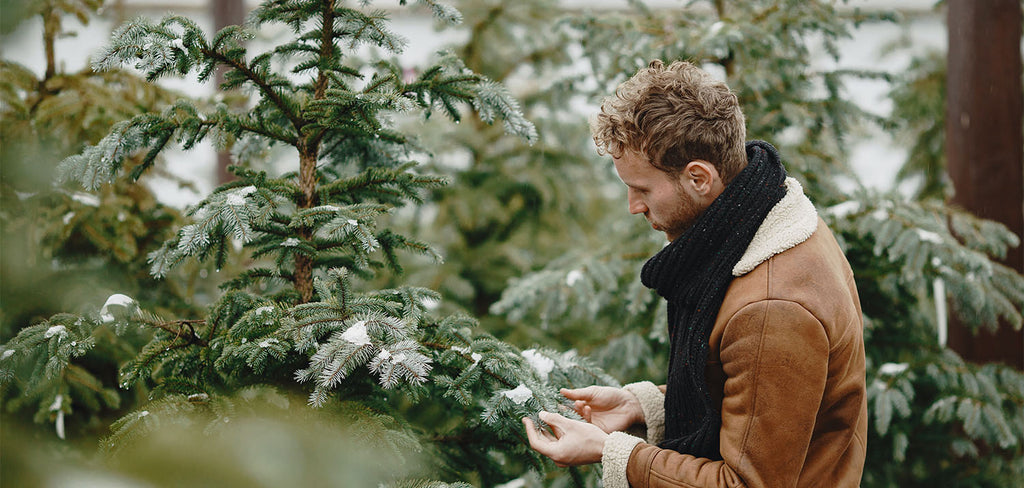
[212,0,246,184]
[42,7,57,80]
[945,0,1024,369]
[293,140,319,303]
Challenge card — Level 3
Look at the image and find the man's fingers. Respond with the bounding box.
[537,410,558,425]
[572,399,587,416]
[540,410,581,434]
[525,415,569,467]
[560,386,595,401]
[536,411,558,437]
[524,413,606,467]
[523,418,548,448]
[523,417,536,439]
[526,416,560,439]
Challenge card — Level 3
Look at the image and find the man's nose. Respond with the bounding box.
[627,190,647,215]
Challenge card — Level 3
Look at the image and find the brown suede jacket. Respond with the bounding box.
[602,178,868,488]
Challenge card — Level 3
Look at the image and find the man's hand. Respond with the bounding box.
[560,386,644,434]
[523,411,608,467]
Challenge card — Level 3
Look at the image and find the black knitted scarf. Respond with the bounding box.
[640,140,788,459]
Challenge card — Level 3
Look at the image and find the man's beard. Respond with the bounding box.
[653,189,704,241]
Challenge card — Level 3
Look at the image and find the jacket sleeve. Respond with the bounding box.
[623,381,666,444]
[612,299,829,488]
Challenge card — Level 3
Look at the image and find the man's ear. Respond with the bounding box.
[680,160,722,197]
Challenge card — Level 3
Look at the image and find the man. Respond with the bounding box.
[522,60,867,488]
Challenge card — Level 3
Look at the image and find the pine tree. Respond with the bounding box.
[2,1,617,486]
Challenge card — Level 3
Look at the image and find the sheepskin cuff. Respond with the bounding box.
[602,431,644,488]
[623,381,665,445]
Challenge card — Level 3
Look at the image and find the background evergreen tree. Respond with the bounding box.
[0,0,195,335]
[0,0,220,443]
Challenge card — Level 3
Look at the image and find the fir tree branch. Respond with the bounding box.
[422,341,516,389]
[236,119,298,145]
[200,47,303,131]
[148,320,209,347]
[63,364,107,395]
[296,316,352,330]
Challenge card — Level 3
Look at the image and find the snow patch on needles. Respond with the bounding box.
[49,394,66,440]
[70,192,101,207]
[100,294,136,322]
[341,321,371,346]
[45,325,67,340]
[452,346,481,363]
[281,238,301,247]
[915,229,943,244]
[49,394,63,412]
[879,362,909,376]
[258,338,279,348]
[226,186,257,206]
[565,269,583,286]
[522,349,554,381]
[826,201,861,218]
[503,384,533,405]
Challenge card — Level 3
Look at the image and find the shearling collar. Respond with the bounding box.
[732,177,819,276]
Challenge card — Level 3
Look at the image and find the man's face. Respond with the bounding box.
[612,151,704,241]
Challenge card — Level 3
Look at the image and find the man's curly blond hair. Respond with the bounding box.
[591,60,747,184]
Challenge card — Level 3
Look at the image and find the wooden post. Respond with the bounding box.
[945,0,1024,369]
[212,0,246,184]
